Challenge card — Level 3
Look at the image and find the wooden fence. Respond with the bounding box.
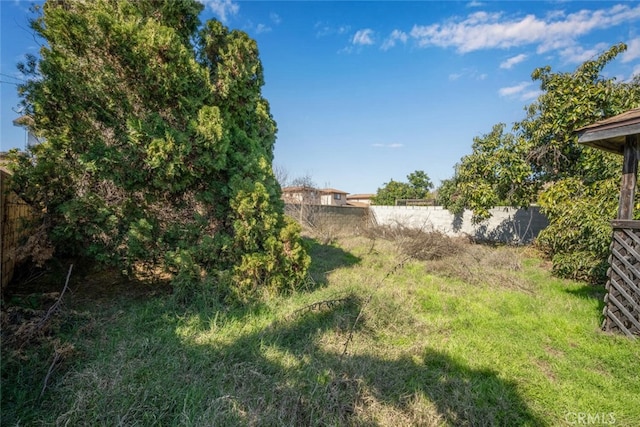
[603,220,640,337]
[1,170,35,292]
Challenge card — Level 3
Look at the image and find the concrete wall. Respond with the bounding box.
[369,205,548,243]
[285,203,548,244]
[285,204,370,235]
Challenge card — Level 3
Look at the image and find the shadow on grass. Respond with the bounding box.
[564,284,606,301]
[304,237,361,287]
[25,294,545,426]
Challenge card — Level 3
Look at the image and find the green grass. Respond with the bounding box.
[2,235,639,426]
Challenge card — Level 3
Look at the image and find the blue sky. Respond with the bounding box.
[1,1,639,194]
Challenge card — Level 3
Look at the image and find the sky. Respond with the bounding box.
[1,1,639,194]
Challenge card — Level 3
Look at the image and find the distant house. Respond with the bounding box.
[320,188,348,206]
[281,186,321,205]
[346,193,374,207]
[281,186,350,206]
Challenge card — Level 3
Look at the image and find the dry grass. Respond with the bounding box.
[363,223,534,293]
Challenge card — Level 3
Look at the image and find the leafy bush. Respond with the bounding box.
[536,177,618,283]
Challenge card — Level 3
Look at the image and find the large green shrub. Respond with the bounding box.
[10,0,309,302]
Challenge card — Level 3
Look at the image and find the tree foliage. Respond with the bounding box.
[440,43,640,281]
[372,170,433,205]
[437,123,536,223]
[9,0,309,302]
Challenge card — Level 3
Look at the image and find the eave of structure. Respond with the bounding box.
[576,108,640,155]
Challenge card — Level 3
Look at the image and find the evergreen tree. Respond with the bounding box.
[10,0,309,302]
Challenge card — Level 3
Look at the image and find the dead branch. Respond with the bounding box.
[262,295,354,334]
[37,264,73,330]
[40,350,61,398]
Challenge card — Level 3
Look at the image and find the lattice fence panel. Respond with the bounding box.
[604,227,640,337]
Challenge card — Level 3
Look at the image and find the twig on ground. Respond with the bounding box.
[40,349,62,398]
[36,264,73,330]
[264,296,355,334]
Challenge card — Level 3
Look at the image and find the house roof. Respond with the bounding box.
[281,186,349,195]
[320,188,348,195]
[281,186,317,193]
[576,108,640,155]
[346,201,369,208]
[346,193,374,199]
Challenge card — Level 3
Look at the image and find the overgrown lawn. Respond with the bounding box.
[2,234,639,426]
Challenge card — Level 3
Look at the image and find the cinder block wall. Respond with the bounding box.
[285,204,548,243]
[369,205,548,243]
[285,204,371,236]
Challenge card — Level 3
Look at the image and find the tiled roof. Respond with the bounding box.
[282,186,350,195]
[320,188,348,194]
[281,186,317,192]
[346,201,369,208]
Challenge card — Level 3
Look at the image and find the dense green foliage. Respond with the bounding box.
[439,43,640,281]
[9,0,309,302]
[437,123,535,222]
[372,170,433,205]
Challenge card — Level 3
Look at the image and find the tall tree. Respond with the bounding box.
[440,43,640,281]
[438,123,536,223]
[10,0,309,302]
[372,170,433,205]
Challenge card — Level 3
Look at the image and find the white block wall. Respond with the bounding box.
[369,206,548,243]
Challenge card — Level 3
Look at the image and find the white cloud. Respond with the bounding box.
[558,42,610,64]
[520,90,542,102]
[499,81,541,101]
[498,82,531,97]
[632,65,640,79]
[467,1,484,8]
[409,3,640,54]
[622,37,640,63]
[353,29,375,46]
[381,29,408,51]
[315,22,351,38]
[251,12,281,33]
[255,23,271,34]
[448,67,487,81]
[206,0,239,24]
[500,53,527,69]
[270,12,282,25]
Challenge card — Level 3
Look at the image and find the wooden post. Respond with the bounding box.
[617,135,639,220]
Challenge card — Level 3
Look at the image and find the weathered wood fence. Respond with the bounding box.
[1,170,35,292]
